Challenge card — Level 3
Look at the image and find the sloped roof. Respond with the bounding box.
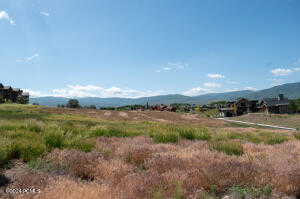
[3,86,11,89]
[13,88,21,92]
[262,98,289,106]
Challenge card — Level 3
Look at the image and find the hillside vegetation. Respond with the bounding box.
[30,82,300,107]
[1,104,300,198]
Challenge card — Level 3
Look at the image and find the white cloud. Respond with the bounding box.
[207,73,225,79]
[226,80,239,84]
[27,85,162,98]
[294,67,300,71]
[17,53,39,62]
[271,68,293,76]
[0,10,15,25]
[156,62,188,73]
[204,82,221,88]
[182,87,212,96]
[40,12,50,17]
[244,87,257,91]
[23,89,48,98]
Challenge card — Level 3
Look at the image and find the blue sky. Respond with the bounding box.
[1,0,300,98]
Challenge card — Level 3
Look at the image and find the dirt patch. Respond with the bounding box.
[118,112,128,118]
[103,111,111,117]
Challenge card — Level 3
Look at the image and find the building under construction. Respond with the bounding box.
[0,83,29,104]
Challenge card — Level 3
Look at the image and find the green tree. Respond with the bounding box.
[66,99,81,108]
[289,100,298,113]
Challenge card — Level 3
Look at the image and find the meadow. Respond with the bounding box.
[0,104,300,199]
[231,113,300,130]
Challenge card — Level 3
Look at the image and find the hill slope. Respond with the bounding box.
[30,82,300,107]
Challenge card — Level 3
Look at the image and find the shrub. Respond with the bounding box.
[194,128,212,141]
[27,158,56,172]
[266,136,288,145]
[10,141,46,162]
[229,185,272,198]
[0,147,10,167]
[294,133,300,140]
[65,139,95,152]
[209,141,244,156]
[91,127,138,138]
[177,128,197,140]
[0,125,18,132]
[227,132,244,140]
[21,123,43,133]
[151,131,179,143]
[44,132,65,150]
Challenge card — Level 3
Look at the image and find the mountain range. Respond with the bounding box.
[30,82,300,107]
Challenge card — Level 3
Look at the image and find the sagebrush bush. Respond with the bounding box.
[209,141,244,156]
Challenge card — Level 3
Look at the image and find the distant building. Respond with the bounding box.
[0,83,29,104]
[259,94,289,114]
[220,98,259,117]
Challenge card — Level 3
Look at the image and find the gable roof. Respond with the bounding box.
[3,86,11,90]
[262,98,289,106]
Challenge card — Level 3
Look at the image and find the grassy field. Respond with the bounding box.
[0,104,300,199]
[231,113,300,130]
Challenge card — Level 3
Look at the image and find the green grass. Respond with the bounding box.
[229,185,272,198]
[0,104,295,169]
[209,141,244,156]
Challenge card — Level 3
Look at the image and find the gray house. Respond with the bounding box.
[259,94,289,114]
[0,83,29,104]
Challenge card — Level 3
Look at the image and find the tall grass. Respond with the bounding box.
[209,141,244,156]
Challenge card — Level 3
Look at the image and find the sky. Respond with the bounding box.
[1,0,300,98]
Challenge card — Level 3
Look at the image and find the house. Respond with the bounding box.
[220,98,259,117]
[0,83,29,104]
[259,94,289,114]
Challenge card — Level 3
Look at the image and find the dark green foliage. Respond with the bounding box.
[209,141,244,156]
[90,127,139,138]
[64,139,94,152]
[66,99,81,108]
[294,133,300,140]
[151,131,179,143]
[229,185,272,198]
[44,132,65,149]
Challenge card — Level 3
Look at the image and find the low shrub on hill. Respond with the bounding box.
[209,141,244,156]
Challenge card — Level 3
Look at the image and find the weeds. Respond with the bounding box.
[209,141,244,156]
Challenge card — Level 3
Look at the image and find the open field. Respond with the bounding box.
[231,113,300,130]
[1,104,300,199]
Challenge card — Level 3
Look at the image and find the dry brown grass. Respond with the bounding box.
[16,178,112,199]
[42,107,226,126]
[12,137,298,198]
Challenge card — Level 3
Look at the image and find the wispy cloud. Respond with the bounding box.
[204,82,221,88]
[156,62,188,73]
[17,53,39,63]
[0,10,15,25]
[27,85,163,98]
[271,68,293,76]
[182,87,212,96]
[40,12,50,17]
[244,86,257,91]
[207,73,225,79]
[294,67,300,71]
